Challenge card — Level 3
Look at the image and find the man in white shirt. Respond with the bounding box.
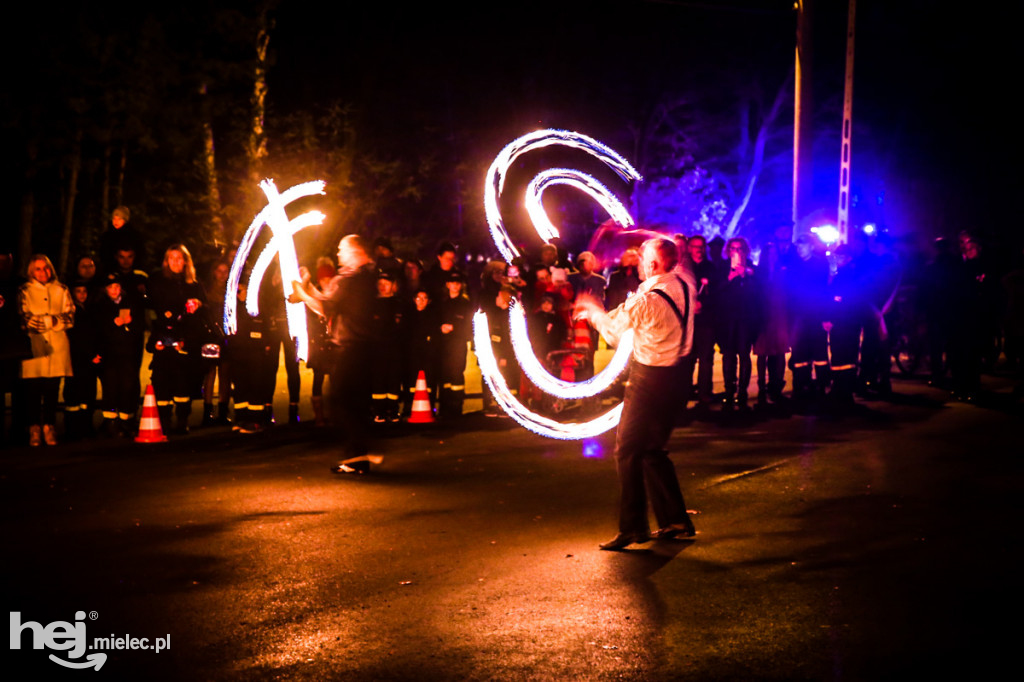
[574,237,697,550]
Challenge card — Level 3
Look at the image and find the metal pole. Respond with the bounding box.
[793,0,814,234]
[837,0,856,243]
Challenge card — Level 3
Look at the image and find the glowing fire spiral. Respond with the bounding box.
[477,129,641,439]
[224,179,326,362]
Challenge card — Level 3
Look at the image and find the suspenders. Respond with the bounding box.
[651,276,690,354]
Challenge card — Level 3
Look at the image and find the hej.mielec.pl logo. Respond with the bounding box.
[10,610,171,670]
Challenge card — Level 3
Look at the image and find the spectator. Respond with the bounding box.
[421,241,462,304]
[717,238,761,409]
[787,235,832,402]
[482,284,518,416]
[827,246,865,407]
[201,260,230,425]
[753,239,790,405]
[147,244,207,434]
[373,237,404,281]
[113,247,149,304]
[228,281,277,434]
[436,271,472,419]
[260,262,302,424]
[94,273,146,437]
[403,289,438,419]
[63,280,98,439]
[402,259,424,304]
[682,236,719,410]
[306,257,337,426]
[98,206,145,275]
[19,254,74,446]
[71,255,99,294]
[605,248,640,310]
[371,272,404,422]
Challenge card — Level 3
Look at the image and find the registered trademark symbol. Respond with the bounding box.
[89,611,98,620]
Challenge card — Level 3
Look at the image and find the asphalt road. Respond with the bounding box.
[3,377,1022,680]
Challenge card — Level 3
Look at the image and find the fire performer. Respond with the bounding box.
[290,235,378,473]
[574,237,697,550]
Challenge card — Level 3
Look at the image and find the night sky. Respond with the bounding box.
[2,1,1019,258]
[267,1,1019,242]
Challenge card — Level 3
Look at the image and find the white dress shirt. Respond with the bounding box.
[590,270,695,367]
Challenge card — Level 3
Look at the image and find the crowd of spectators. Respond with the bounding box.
[2,206,1022,448]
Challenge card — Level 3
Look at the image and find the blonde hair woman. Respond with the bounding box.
[147,244,207,434]
[19,254,74,445]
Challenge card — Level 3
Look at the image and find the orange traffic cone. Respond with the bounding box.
[407,371,434,424]
[135,385,168,443]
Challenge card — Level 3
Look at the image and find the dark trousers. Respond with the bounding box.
[26,377,62,425]
[721,349,752,400]
[614,363,691,535]
[276,332,301,403]
[689,322,715,402]
[101,358,139,418]
[756,354,786,399]
[329,342,372,459]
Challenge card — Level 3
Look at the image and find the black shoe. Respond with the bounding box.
[652,523,697,541]
[599,532,652,551]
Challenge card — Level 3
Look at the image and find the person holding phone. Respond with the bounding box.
[94,272,146,437]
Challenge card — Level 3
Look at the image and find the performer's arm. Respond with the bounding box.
[574,293,629,348]
[290,269,326,317]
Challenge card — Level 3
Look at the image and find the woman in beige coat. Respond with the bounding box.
[19,254,74,446]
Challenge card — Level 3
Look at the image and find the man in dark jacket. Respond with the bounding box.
[292,235,378,471]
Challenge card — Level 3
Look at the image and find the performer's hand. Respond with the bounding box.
[822,321,833,333]
[573,294,602,321]
[185,298,201,314]
[441,323,453,334]
[92,355,101,364]
[298,266,311,285]
[288,281,304,304]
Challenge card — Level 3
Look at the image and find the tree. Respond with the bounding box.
[629,70,793,244]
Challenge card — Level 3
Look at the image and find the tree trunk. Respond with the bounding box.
[724,72,792,240]
[247,11,271,210]
[58,127,83,276]
[199,81,228,249]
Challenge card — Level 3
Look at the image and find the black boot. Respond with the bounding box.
[201,402,215,427]
[288,402,299,425]
[174,402,191,435]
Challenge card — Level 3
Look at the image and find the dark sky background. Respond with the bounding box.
[264,0,1018,244]
[2,1,1018,260]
